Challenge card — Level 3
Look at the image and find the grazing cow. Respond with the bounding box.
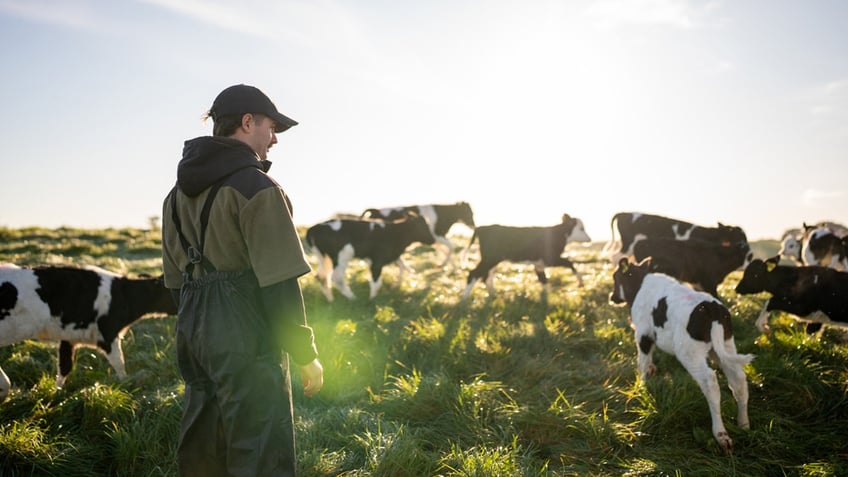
[604,212,748,262]
[0,264,177,400]
[609,258,753,452]
[461,214,591,299]
[734,256,848,333]
[305,214,435,301]
[800,224,848,270]
[362,202,475,267]
[632,238,753,298]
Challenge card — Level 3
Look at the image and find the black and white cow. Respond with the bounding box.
[305,214,436,301]
[632,238,753,298]
[461,214,591,299]
[604,212,748,262]
[734,256,848,334]
[800,224,848,270]
[361,202,475,267]
[778,233,802,264]
[609,258,753,452]
[0,264,177,400]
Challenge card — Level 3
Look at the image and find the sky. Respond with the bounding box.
[0,0,846,241]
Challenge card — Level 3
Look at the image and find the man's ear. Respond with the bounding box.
[240,113,254,132]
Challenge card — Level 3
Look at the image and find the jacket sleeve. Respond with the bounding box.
[260,277,318,365]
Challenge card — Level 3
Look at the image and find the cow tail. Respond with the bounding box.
[602,213,622,258]
[710,321,754,367]
[459,229,479,267]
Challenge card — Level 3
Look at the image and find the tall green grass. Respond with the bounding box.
[0,227,846,476]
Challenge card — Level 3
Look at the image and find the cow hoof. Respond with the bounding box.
[647,364,657,376]
[716,432,733,453]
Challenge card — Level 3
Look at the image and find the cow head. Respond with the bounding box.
[717,240,754,271]
[716,223,748,244]
[779,236,801,261]
[609,257,650,306]
[561,213,591,243]
[734,255,779,295]
[456,201,475,228]
[407,214,437,245]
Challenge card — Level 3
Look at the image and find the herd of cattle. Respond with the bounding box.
[0,202,847,452]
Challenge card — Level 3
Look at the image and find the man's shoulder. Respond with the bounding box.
[225,166,280,200]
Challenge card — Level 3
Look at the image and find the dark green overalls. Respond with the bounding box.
[170,185,296,477]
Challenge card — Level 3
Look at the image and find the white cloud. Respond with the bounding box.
[808,79,848,116]
[584,0,705,30]
[802,189,844,206]
[0,0,99,29]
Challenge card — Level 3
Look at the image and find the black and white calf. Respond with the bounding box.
[735,256,848,333]
[604,212,748,262]
[305,214,436,301]
[461,214,591,298]
[609,258,753,452]
[0,264,177,400]
[800,224,848,270]
[633,238,753,298]
[361,202,475,267]
[778,233,802,264]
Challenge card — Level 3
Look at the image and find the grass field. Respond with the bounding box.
[0,226,846,476]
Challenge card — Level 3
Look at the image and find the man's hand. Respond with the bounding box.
[300,359,324,397]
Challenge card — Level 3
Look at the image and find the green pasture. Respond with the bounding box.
[0,227,845,476]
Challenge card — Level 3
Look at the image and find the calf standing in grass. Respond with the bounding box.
[609,258,753,452]
[735,256,848,334]
[461,213,590,299]
[0,264,177,400]
[305,214,435,301]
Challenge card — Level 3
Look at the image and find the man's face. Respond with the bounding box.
[245,114,278,161]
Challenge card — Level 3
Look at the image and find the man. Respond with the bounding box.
[162,84,323,477]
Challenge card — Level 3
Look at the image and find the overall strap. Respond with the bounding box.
[170,181,225,282]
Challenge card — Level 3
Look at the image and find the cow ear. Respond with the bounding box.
[765,255,780,271]
[561,213,571,223]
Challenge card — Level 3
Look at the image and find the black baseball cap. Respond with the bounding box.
[209,84,298,133]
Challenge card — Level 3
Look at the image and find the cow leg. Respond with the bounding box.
[680,358,732,452]
[369,263,384,299]
[461,279,479,299]
[484,267,499,296]
[332,245,356,299]
[550,257,583,287]
[754,300,771,333]
[636,333,657,378]
[315,254,335,302]
[103,339,128,380]
[435,236,453,269]
[56,340,77,389]
[717,342,750,430]
[462,260,497,299]
[0,366,9,401]
[533,261,551,295]
[393,258,411,288]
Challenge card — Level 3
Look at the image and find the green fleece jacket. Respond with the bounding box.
[162,136,317,364]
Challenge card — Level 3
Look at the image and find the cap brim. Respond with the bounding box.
[271,111,298,133]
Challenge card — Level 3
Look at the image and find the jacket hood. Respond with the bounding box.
[177,136,272,197]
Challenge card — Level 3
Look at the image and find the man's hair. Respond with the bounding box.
[204,112,270,137]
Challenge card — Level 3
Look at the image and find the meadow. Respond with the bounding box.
[0,226,846,476]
